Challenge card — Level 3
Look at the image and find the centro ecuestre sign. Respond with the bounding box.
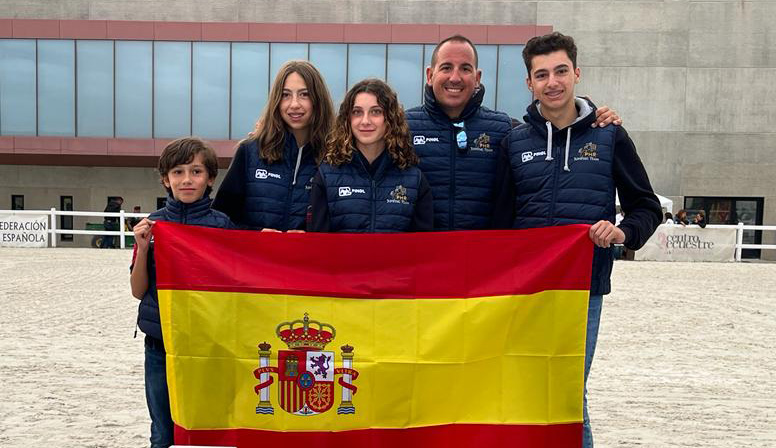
[0,214,48,247]
[663,234,714,250]
[636,225,736,262]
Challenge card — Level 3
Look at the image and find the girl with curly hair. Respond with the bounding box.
[213,60,334,231]
[309,78,433,232]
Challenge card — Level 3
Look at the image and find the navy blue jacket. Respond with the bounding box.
[213,134,317,231]
[309,150,433,233]
[406,85,512,230]
[496,98,662,295]
[134,195,234,341]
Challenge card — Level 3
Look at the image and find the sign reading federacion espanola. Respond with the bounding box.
[635,224,736,262]
[0,215,48,248]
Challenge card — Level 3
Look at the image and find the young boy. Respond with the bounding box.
[495,33,662,447]
[130,137,234,448]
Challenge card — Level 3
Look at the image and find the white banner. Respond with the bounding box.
[0,214,48,248]
[635,224,736,262]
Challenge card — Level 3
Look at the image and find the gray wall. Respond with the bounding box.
[2,0,775,250]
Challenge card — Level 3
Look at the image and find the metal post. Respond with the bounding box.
[735,222,744,262]
[119,209,126,249]
[50,207,57,248]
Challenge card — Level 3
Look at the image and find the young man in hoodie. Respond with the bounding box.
[495,32,662,447]
[406,34,621,231]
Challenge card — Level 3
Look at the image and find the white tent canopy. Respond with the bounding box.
[615,192,673,213]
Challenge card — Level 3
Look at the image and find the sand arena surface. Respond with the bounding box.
[0,247,774,447]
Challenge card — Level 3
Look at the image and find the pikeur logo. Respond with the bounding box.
[522,150,547,163]
[256,169,281,180]
[339,187,366,197]
[412,135,439,145]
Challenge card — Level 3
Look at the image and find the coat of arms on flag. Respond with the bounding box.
[253,313,359,416]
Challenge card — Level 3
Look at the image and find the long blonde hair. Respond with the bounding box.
[245,61,334,164]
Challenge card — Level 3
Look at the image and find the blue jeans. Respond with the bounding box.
[144,336,173,448]
[100,221,117,248]
[583,294,603,448]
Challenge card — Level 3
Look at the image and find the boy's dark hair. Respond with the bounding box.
[158,137,219,196]
[430,34,479,69]
[522,32,578,74]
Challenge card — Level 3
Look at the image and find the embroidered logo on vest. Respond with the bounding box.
[387,185,410,205]
[256,169,282,179]
[339,187,366,197]
[521,150,547,163]
[412,135,439,145]
[574,143,599,161]
[468,133,493,153]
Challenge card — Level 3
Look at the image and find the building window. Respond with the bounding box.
[76,40,114,137]
[154,42,192,138]
[38,40,75,136]
[684,196,764,259]
[11,195,24,210]
[1,36,533,140]
[115,41,153,138]
[60,196,74,241]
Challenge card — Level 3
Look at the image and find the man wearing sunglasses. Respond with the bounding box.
[406,34,619,231]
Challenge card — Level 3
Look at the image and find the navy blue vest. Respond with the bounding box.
[241,136,317,231]
[318,154,422,233]
[505,101,617,294]
[406,85,512,230]
[136,196,233,341]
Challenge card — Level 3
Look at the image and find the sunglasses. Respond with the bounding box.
[453,121,467,152]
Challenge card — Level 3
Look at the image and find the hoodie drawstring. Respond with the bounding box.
[545,121,553,161]
[292,144,304,185]
[544,122,572,171]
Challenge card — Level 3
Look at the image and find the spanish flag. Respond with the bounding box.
[153,222,593,447]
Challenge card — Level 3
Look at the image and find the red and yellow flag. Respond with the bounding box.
[153,223,593,447]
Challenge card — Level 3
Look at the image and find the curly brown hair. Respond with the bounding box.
[244,61,334,164]
[323,78,418,170]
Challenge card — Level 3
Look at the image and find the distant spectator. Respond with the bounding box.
[664,212,674,224]
[128,206,142,230]
[675,209,689,226]
[693,210,707,228]
[100,197,123,248]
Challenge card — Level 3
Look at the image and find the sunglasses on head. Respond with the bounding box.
[453,121,467,152]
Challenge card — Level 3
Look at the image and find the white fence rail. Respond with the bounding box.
[0,209,148,249]
[0,209,774,260]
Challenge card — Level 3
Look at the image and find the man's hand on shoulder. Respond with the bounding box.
[593,106,622,128]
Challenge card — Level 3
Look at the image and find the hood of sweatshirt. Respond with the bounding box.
[522,97,598,172]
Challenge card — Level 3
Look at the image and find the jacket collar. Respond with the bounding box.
[523,97,598,137]
[164,195,213,222]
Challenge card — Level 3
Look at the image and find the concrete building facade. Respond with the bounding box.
[1,0,773,257]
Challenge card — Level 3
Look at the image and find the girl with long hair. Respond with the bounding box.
[309,78,433,232]
[213,60,335,231]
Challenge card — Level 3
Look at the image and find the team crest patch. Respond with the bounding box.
[471,133,493,152]
[254,314,359,416]
[578,142,598,159]
[387,185,409,204]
